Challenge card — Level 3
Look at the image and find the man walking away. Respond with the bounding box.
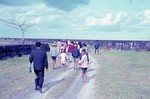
[29,42,48,93]
[72,44,80,70]
[94,40,100,54]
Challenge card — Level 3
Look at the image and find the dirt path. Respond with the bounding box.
[59,56,97,99]
[12,55,98,99]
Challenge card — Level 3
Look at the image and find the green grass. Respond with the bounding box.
[1,46,150,99]
[90,49,150,99]
[0,55,32,99]
[0,52,56,99]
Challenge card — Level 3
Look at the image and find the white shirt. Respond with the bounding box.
[60,53,67,63]
[57,41,61,48]
[57,41,62,51]
[78,54,88,68]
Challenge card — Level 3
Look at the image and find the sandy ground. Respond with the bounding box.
[11,55,97,99]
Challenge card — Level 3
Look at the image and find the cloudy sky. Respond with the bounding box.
[0,0,150,40]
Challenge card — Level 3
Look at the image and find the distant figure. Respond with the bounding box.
[78,49,89,83]
[82,43,89,63]
[57,40,62,52]
[94,40,100,54]
[59,49,68,71]
[29,42,48,93]
[50,43,59,70]
[78,42,83,59]
[78,42,83,50]
[60,44,65,52]
[67,41,75,62]
[72,44,80,70]
[62,40,67,53]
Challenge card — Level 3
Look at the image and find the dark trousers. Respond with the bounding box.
[34,70,44,88]
[79,53,82,60]
[95,48,99,54]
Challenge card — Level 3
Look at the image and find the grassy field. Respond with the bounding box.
[0,52,58,99]
[0,46,150,99]
[0,55,32,99]
[90,49,150,99]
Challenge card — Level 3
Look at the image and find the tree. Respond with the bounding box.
[0,18,35,44]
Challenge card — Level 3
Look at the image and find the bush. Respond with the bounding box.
[0,44,50,60]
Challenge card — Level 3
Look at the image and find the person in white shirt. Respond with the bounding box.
[50,44,59,71]
[57,40,62,52]
[59,49,68,71]
[78,49,89,83]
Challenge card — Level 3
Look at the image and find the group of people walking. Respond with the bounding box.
[50,40,89,70]
[29,40,90,93]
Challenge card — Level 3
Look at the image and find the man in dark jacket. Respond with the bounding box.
[29,42,48,93]
[72,45,80,69]
[94,40,100,54]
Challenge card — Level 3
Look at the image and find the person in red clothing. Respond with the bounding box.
[67,41,75,62]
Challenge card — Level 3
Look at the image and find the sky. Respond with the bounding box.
[0,0,150,40]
